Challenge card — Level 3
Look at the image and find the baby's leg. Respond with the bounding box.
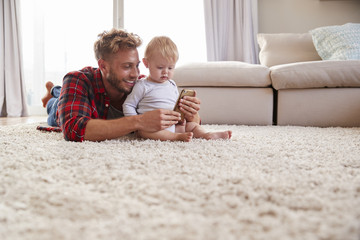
[138,130,193,142]
[175,120,186,133]
[186,122,232,140]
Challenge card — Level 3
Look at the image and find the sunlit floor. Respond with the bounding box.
[0,116,47,126]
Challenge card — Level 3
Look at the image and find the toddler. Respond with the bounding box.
[123,36,231,141]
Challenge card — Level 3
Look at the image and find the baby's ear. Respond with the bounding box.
[142,58,149,68]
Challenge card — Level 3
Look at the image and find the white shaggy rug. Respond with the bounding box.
[1,123,360,240]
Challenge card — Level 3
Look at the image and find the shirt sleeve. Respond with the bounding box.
[122,80,146,116]
[57,72,93,142]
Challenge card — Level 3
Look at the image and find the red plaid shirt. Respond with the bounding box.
[57,67,121,142]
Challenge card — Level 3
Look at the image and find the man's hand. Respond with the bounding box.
[178,92,201,123]
[138,109,181,132]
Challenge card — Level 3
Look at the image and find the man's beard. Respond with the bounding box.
[106,69,133,95]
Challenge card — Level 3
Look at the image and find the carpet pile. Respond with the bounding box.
[1,123,360,240]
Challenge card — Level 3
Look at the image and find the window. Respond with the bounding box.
[123,0,207,75]
[20,0,112,114]
[20,0,206,115]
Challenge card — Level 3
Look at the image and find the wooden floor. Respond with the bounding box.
[0,116,47,126]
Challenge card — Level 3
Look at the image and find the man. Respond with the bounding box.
[42,29,201,142]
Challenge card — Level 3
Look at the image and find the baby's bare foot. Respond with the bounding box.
[41,81,54,108]
[203,131,232,140]
[177,132,193,142]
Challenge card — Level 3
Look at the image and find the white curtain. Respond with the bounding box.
[204,0,259,63]
[0,0,28,117]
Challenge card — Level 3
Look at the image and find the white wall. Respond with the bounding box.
[258,0,360,33]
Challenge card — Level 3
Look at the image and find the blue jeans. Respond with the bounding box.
[46,86,61,126]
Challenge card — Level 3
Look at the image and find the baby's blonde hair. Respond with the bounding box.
[94,28,142,61]
[144,36,179,63]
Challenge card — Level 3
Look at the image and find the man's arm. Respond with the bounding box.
[84,109,181,141]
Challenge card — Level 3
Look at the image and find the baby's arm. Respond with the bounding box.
[122,81,145,116]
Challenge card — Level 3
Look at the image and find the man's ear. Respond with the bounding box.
[98,59,109,74]
[142,58,149,68]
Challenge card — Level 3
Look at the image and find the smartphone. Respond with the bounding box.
[173,89,195,121]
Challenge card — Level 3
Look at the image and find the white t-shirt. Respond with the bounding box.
[123,78,179,132]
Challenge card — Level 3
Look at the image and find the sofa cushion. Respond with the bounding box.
[257,33,321,67]
[271,60,360,90]
[310,23,360,60]
[173,61,271,87]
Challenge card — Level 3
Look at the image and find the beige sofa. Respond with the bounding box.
[173,32,360,127]
[173,61,274,125]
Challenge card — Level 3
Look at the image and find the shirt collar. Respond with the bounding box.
[93,68,106,95]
